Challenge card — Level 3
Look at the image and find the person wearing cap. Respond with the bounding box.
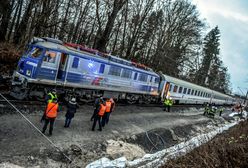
[42,98,59,136]
[64,97,79,128]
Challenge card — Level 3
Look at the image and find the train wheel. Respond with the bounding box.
[29,85,45,101]
[10,86,28,100]
[126,94,137,104]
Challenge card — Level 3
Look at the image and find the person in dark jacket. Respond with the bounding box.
[91,97,102,121]
[64,97,79,128]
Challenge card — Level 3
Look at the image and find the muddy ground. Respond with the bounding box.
[0,98,235,168]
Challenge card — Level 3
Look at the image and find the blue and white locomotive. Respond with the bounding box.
[11,37,160,103]
[11,37,235,105]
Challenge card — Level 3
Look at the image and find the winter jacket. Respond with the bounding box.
[65,102,79,119]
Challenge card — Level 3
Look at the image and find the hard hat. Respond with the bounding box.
[69,97,76,104]
[71,98,76,102]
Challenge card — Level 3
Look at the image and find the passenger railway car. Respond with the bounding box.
[159,74,235,105]
[11,37,235,105]
[11,37,160,103]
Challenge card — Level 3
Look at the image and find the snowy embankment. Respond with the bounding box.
[86,111,247,168]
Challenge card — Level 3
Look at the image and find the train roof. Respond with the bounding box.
[161,74,233,98]
[30,37,158,76]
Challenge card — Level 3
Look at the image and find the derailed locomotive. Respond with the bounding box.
[11,37,235,105]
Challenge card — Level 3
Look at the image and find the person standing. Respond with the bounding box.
[46,89,57,103]
[42,98,59,136]
[204,103,210,115]
[64,97,79,128]
[92,99,106,131]
[163,98,173,112]
[167,97,173,112]
[41,89,58,122]
[91,97,101,121]
[102,98,115,127]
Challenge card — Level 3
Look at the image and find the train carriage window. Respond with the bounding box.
[200,92,203,97]
[187,89,191,94]
[169,84,173,91]
[108,66,121,76]
[134,72,138,80]
[178,86,183,93]
[99,64,105,74]
[121,69,132,78]
[173,85,178,92]
[155,77,160,83]
[195,90,198,96]
[191,90,194,95]
[150,76,153,82]
[72,57,79,68]
[138,73,148,82]
[43,51,57,63]
[183,88,187,94]
[198,91,200,96]
[203,92,205,97]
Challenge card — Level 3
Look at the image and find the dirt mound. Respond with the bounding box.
[163,119,248,168]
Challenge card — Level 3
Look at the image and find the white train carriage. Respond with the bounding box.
[159,74,234,105]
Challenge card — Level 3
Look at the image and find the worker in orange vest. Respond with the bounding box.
[92,98,106,131]
[102,98,115,127]
[42,98,59,136]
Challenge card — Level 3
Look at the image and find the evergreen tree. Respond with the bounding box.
[197,26,220,86]
[196,26,231,93]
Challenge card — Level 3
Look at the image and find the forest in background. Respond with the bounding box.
[0,0,231,93]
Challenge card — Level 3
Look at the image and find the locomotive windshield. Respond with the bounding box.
[24,47,43,58]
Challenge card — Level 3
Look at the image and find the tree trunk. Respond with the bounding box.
[0,0,13,42]
[95,0,127,52]
[14,0,35,44]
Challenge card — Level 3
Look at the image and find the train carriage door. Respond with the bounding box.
[161,82,170,100]
[56,53,68,80]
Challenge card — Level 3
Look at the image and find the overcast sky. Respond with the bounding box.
[191,0,248,95]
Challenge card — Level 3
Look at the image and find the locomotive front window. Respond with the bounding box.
[30,47,43,58]
[43,50,57,63]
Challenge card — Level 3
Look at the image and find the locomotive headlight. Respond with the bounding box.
[26,70,31,76]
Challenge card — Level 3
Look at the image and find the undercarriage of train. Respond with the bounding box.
[10,82,158,104]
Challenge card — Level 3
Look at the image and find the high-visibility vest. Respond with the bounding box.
[47,93,57,103]
[98,104,106,116]
[105,101,112,113]
[46,102,58,118]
